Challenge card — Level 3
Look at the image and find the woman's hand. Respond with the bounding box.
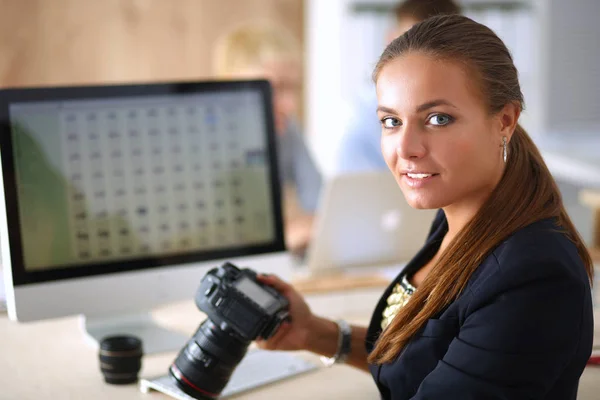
[256,274,371,372]
[284,215,314,256]
[255,274,314,351]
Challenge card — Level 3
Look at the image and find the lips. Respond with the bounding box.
[400,172,440,188]
[401,170,439,178]
[406,172,435,179]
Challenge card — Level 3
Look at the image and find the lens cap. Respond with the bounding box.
[99,335,143,385]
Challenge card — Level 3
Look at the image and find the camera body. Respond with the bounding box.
[170,262,291,399]
[195,262,290,341]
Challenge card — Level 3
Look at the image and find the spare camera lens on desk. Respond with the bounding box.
[99,335,143,384]
[169,262,289,399]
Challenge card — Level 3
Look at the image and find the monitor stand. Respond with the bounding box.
[81,312,189,354]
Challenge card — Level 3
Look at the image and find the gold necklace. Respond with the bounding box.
[381,275,416,329]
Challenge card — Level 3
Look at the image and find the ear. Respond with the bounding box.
[496,102,521,142]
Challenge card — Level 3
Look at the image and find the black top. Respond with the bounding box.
[366,210,594,400]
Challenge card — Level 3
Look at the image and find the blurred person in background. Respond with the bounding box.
[214,23,322,256]
[335,0,461,172]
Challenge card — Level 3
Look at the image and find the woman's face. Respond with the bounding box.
[376,53,510,213]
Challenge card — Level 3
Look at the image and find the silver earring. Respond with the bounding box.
[502,137,507,163]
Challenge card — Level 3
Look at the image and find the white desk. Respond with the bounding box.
[1,287,600,400]
[0,290,383,400]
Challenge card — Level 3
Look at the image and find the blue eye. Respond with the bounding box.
[428,114,453,126]
[381,117,401,129]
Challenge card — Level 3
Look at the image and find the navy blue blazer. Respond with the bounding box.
[366,210,594,400]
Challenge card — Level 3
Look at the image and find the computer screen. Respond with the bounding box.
[2,81,284,285]
[0,81,289,352]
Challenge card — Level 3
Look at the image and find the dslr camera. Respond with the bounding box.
[169,262,290,399]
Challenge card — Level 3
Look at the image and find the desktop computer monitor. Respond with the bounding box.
[0,80,291,353]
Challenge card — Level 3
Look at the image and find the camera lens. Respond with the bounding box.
[99,335,143,385]
[170,320,249,399]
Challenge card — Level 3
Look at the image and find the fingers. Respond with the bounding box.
[256,322,291,351]
[255,338,267,349]
[257,273,292,293]
[268,321,291,348]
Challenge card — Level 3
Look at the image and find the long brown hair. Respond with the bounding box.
[368,14,594,365]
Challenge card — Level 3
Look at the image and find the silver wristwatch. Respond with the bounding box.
[320,319,352,367]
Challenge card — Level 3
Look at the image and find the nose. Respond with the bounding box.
[395,123,426,160]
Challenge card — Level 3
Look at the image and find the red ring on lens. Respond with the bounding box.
[170,364,220,399]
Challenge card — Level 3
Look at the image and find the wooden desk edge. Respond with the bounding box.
[289,245,600,295]
[291,273,392,295]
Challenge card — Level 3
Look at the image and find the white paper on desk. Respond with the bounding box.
[140,349,318,399]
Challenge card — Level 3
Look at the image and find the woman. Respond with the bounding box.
[257,15,594,399]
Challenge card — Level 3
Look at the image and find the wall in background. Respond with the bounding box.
[539,0,600,136]
[0,0,303,87]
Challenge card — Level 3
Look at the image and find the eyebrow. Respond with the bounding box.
[416,99,457,113]
[376,106,397,114]
[376,99,458,115]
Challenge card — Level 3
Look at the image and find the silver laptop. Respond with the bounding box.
[306,171,437,274]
